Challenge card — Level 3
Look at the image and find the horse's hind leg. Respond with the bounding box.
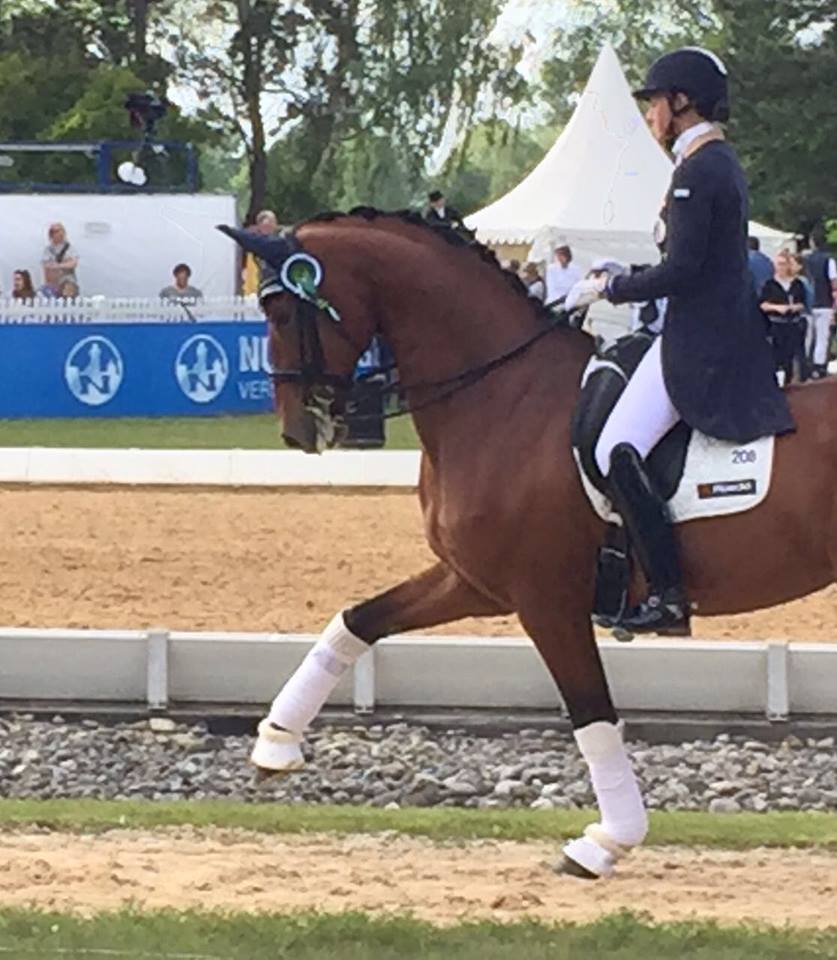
[517,601,648,880]
[251,562,504,776]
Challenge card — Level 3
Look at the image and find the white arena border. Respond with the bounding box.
[1,626,834,721]
[0,447,421,487]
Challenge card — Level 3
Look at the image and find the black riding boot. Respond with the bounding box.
[607,443,690,636]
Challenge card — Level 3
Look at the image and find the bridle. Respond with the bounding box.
[259,235,364,393]
[259,231,576,424]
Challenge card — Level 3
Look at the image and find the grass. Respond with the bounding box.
[0,909,835,960]
[0,415,420,450]
[1,798,836,851]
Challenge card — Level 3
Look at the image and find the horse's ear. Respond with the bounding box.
[216,225,292,268]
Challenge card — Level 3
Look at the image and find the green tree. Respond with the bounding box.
[171,0,523,220]
[0,0,219,190]
[443,120,558,215]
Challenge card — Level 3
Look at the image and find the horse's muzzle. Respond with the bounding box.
[283,404,347,454]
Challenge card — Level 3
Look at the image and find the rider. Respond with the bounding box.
[567,47,795,635]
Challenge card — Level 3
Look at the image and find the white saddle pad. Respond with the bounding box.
[577,430,775,525]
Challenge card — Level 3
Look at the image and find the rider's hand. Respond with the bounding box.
[565,274,608,311]
[590,258,628,279]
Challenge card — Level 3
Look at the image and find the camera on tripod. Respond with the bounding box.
[124,91,169,139]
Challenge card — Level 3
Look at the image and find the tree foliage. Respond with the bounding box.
[538,0,837,232]
[0,0,214,188]
[169,0,523,221]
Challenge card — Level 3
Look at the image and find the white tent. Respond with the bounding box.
[466,43,791,269]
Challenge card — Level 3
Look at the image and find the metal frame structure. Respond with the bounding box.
[0,140,198,193]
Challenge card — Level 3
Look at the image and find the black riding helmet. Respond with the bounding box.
[634,47,730,123]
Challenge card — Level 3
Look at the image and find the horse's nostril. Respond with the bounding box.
[283,434,303,450]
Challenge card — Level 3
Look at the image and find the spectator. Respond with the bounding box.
[425,190,464,229]
[803,225,837,379]
[242,209,279,295]
[791,252,814,377]
[160,263,203,303]
[58,278,79,300]
[41,222,79,294]
[507,258,521,275]
[760,249,807,385]
[544,245,582,305]
[522,262,545,301]
[11,269,35,300]
[747,236,774,295]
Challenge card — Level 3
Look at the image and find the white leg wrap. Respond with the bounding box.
[266,611,369,735]
[562,721,648,876]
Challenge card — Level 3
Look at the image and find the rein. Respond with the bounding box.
[353,316,567,420]
[252,225,574,421]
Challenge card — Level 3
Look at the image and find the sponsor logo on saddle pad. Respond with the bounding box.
[697,479,757,499]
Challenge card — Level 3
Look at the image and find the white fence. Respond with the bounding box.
[0,448,420,487]
[1,627,834,720]
[0,295,262,325]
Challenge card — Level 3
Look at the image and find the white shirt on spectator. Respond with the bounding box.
[545,261,582,304]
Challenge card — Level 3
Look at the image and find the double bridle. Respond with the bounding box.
[261,232,572,422]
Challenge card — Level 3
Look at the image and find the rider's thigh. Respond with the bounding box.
[594,337,680,475]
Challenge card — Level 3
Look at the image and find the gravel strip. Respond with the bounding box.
[0,715,835,812]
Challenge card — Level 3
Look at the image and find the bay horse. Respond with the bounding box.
[221,209,837,879]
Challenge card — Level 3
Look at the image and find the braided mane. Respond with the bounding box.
[298,205,555,325]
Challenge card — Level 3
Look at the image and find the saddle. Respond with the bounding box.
[572,330,774,627]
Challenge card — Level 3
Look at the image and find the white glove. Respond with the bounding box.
[590,258,627,277]
[565,274,608,311]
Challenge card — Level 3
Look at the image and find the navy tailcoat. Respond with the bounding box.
[609,139,795,443]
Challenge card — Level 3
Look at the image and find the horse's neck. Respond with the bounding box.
[358,229,591,454]
[377,258,539,384]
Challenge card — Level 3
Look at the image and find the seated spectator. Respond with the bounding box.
[11,269,36,300]
[160,263,203,303]
[522,262,545,301]
[760,249,807,385]
[58,278,79,300]
[41,222,79,292]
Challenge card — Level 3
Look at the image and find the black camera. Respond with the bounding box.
[124,91,169,138]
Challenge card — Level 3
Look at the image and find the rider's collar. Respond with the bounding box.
[672,121,714,165]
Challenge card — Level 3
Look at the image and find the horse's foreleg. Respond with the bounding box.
[251,562,504,776]
[518,603,647,880]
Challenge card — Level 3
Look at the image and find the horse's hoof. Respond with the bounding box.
[252,763,287,784]
[554,854,600,881]
[249,719,306,778]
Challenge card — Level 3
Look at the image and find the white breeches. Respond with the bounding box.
[810,308,833,366]
[594,336,681,476]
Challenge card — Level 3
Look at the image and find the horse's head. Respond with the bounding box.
[219,223,378,452]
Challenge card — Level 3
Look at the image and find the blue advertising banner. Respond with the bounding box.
[0,322,275,418]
